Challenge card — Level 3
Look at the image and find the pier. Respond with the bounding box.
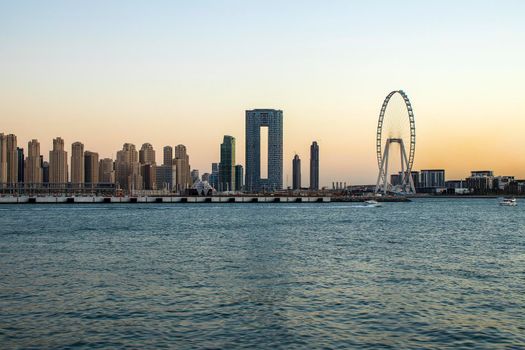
[0,195,332,204]
[0,195,414,204]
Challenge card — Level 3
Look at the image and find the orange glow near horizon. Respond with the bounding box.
[1,2,524,186]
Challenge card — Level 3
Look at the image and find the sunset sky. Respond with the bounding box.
[1,1,524,186]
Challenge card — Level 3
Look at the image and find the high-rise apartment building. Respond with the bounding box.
[49,137,68,185]
[0,133,6,184]
[209,162,219,190]
[99,158,115,184]
[174,144,191,191]
[128,162,142,192]
[191,169,200,184]
[156,165,176,191]
[245,109,283,192]
[173,159,186,191]
[292,154,301,190]
[310,141,319,190]
[234,165,243,191]
[6,134,18,185]
[17,147,24,183]
[139,143,156,190]
[42,160,49,184]
[139,143,156,165]
[141,163,156,190]
[219,135,236,192]
[84,151,99,185]
[115,143,142,192]
[71,142,85,186]
[163,146,173,166]
[24,139,42,184]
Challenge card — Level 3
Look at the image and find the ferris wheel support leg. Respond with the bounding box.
[400,141,415,194]
[408,174,416,194]
[375,141,389,194]
[374,159,385,194]
[383,141,390,194]
[400,141,405,190]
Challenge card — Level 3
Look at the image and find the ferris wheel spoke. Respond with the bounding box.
[375,90,416,195]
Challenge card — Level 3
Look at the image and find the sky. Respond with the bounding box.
[1,0,524,186]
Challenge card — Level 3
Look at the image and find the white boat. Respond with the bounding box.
[499,198,517,206]
[365,200,382,207]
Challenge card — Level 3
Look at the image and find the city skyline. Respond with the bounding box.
[1,1,524,185]
[1,125,523,195]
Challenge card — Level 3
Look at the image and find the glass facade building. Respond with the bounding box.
[17,147,24,183]
[209,162,219,190]
[292,154,301,190]
[419,169,445,188]
[245,109,283,192]
[219,135,236,192]
[310,141,319,190]
[234,164,243,192]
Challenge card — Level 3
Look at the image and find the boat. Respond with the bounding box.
[499,197,517,206]
[364,200,382,207]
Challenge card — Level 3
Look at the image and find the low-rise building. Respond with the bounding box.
[466,170,494,194]
[493,176,514,192]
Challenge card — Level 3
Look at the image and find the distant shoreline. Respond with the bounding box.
[408,195,524,199]
[0,194,521,205]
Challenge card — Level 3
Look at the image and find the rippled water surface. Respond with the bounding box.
[1,199,524,349]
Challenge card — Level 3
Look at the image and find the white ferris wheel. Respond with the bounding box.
[375,90,416,195]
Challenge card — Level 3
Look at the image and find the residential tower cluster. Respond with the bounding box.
[0,109,322,196]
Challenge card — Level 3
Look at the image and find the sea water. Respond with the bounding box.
[1,199,524,349]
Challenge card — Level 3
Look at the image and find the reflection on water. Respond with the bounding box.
[1,199,524,349]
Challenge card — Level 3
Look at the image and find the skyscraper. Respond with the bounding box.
[71,142,85,186]
[156,165,176,191]
[24,140,42,185]
[84,151,99,185]
[234,165,244,191]
[6,134,18,185]
[139,143,156,165]
[49,137,68,186]
[191,169,200,184]
[174,144,191,191]
[292,154,301,190]
[219,135,236,192]
[245,109,283,192]
[141,163,156,190]
[310,141,319,190]
[163,146,173,166]
[42,161,49,184]
[99,158,115,184]
[139,143,156,190]
[115,143,142,192]
[209,162,219,190]
[17,147,24,183]
[0,133,6,184]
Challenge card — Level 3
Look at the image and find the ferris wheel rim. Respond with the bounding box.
[376,90,416,173]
